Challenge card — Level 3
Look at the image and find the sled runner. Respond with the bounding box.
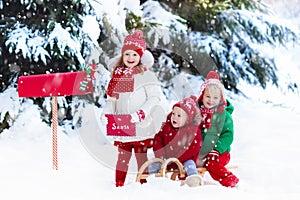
[136,157,238,183]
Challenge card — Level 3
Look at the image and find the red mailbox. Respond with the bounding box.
[17,65,97,170]
[18,71,93,98]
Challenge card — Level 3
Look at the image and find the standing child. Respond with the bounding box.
[151,96,203,187]
[102,30,165,187]
[197,71,239,187]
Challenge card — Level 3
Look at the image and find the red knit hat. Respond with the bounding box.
[197,71,227,110]
[173,96,198,124]
[121,30,146,57]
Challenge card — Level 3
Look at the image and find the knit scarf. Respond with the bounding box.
[106,66,146,99]
[199,106,214,129]
[198,101,227,129]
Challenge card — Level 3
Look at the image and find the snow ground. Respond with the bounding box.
[1,85,300,200]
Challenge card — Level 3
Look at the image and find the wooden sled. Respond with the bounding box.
[136,157,238,183]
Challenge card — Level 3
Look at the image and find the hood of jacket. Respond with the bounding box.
[225,99,234,115]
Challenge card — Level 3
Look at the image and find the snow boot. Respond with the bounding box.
[220,174,239,188]
[115,169,127,187]
[185,174,204,187]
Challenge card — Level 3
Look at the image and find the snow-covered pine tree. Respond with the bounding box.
[0,0,299,132]
[147,0,299,92]
[0,0,100,131]
[0,0,98,91]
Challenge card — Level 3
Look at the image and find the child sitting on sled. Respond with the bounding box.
[197,71,239,188]
[150,96,203,187]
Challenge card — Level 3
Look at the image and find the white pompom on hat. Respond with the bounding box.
[141,50,154,68]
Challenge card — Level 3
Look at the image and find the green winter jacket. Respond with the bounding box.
[200,100,234,156]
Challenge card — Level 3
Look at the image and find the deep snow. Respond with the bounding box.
[1,86,300,200]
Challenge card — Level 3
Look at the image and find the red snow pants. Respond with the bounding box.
[114,139,153,187]
[205,151,239,187]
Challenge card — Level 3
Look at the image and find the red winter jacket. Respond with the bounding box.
[153,114,202,165]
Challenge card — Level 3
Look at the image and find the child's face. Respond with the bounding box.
[122,50,141,68]
[170,106,188,128]
[202,86,221,108]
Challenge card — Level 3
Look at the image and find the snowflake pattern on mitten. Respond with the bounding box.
[106,67,146,99]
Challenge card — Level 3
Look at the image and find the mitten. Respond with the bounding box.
[100,113,108,125]
[130,110,145,123]
[79,63,97,91]
[206,150,220,162]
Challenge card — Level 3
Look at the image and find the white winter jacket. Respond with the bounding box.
[103,70,166,142]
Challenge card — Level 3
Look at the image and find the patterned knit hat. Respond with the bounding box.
[197,71,227,110]
[121,30,146,57]
[173,96,198,124]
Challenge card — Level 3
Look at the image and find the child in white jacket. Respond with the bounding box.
[102,30,165,187]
